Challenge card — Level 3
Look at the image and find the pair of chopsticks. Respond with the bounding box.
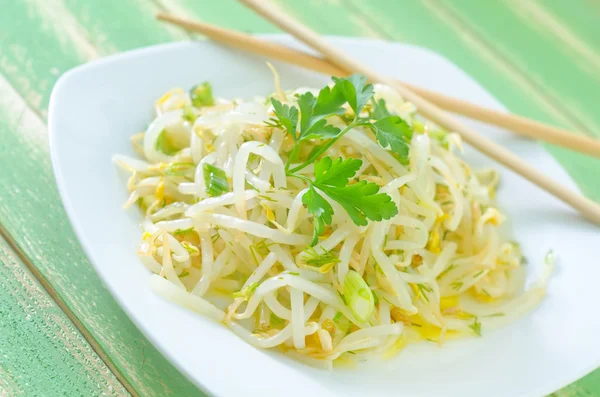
[156,4,600,224]
[157,12,600,159]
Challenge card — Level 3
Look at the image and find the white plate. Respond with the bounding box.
[49,37,600,397]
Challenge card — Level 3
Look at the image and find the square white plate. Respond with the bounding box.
[49,37,600,397]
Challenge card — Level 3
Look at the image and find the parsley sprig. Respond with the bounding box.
[267,74,413,244]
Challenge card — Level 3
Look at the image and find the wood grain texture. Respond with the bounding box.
[0,1,203,396]
[0,235,128,397]
[446,0,600,134]
[0,0,598,395]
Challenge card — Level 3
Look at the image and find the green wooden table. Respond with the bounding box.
[1,1,599,396]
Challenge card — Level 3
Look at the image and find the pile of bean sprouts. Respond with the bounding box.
[113,74,553,369]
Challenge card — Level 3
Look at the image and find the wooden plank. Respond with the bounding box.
[0,233,128,397]
[538,0,600,50]
[162,0,385,37]
[444,0,600,135]
[158,0,280,33]
[61,0,187,52]
[506,0,600,81]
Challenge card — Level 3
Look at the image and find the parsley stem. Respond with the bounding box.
[285,144,302,171]
[287,173,312,184]
[288,119,366,174]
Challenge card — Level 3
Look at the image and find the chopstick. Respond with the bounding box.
[156,12,600,159]
[242,0,600,224]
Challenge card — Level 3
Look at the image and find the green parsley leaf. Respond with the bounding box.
[317,180,398,226]
[190,82,214,108]
[155,129,181,156]
[298,91,317,135]
[203,163,229,197]
[314,156,362,187]
[269,98,298,139]
[333,74,374,115]
[297,91,342,141]
[372,98,392,119]
[302,185,334,246]
[306,156,398,227]
[371,116,413,163]
[313,84,346,117]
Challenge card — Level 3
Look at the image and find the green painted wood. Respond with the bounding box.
[0,0,598,396]
[163,0,280,33]
[445,0,600,134]
[0,1,204,396]
[0,235,128,397]
[533,0,600,53]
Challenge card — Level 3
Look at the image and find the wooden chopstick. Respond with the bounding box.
[156,12,600,159]
[240,0,600,224]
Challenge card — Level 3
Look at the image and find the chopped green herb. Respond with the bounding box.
[165,162,195,176]
[251,239,272,256]
[249,245,260,267]
[179,271,189,278]
[289,272,300,276]
[372,290,380,306]
[480,288,492,297]
[450,280,464,291]
[472,270,485,279]
[438,264,457,278]
[173,226,194,235]
[469,317,482,336]
[203,163,229,196]
[181,241,199,256]
[416,283,433,303]
[344,270,375,323]
[484,312,505,318]
[155,129,180,156]
[304,247,340,268]
[333,312,343,322]
[190,82,214,108]
[182,104,199,123]
[257,194,277,202]
[270,313,285,325]
[232,282,259,300]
